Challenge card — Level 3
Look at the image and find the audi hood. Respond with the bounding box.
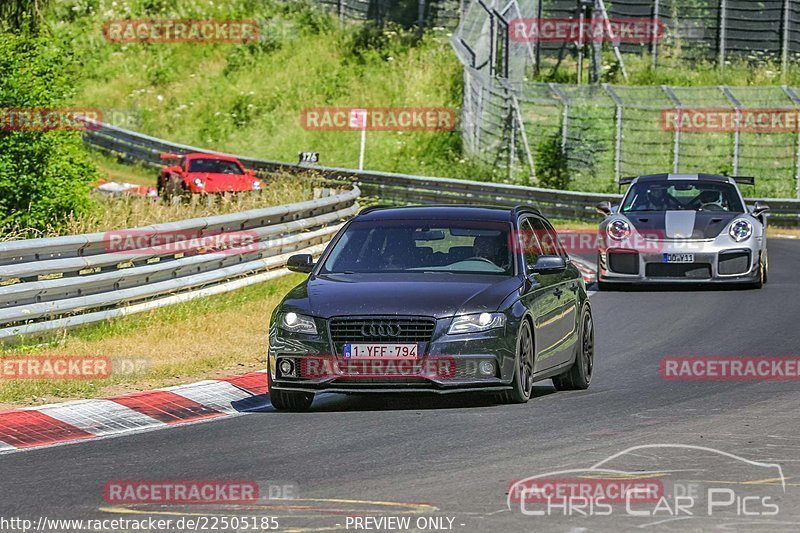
[280,273,523,320]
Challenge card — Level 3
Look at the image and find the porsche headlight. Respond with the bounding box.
[280,312,317,334]
[448,313,506,334]
[193,178,205,188]
[729,219,753,242]
[607,219,631,241]
[252,180,262,191]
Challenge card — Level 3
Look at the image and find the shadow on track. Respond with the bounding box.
[240,385,560,413]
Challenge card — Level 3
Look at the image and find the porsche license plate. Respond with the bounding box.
[343,344,419,359]
[663,253,695,263]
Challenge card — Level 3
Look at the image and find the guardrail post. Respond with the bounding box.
[661,85,683,173]
[720,85,741,177]
[782,85,800,199]
[603,84,624,184]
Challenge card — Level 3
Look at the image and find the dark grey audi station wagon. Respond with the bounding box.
[267,205,594,411]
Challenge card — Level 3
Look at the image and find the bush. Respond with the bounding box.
[536,130,570,190]
[0,32,98,234]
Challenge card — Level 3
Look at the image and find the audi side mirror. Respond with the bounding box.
[287,254,315,274]
[528,255,567,276]
[595,201,613,216]
[751,201,770,218]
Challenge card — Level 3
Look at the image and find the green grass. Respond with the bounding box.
[0,273,305,406]
[54,0,500,182]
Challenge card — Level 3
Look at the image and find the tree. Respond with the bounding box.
[0,32,98,233]
[0,0,51,33]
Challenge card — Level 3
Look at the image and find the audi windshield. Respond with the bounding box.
[319,220,514,275]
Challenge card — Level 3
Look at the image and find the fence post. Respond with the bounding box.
[603,84,624,183]
[718,0,728,71]
[498,78,537,181]
[783,0,791,78]
[534,0,543,76]
[782,85,800,199]
[549,83,570,153]
[339,0,346,23]
[661,85,683,173]
[720,85,741,177]
[652,0,660,68]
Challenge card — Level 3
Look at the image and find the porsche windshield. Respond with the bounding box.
[621,180,745,213]
[320,221,514,275]
[187,158,244,174]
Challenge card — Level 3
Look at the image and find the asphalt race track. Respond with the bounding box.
[1,238,799,532]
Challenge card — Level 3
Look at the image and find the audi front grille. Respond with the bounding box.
[328,317,436,345]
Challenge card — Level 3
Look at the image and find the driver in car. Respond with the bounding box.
[632,186,680,211]
[472,235,510,270]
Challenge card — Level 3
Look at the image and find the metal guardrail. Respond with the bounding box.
[0,189,360,342]
[84,120,800,227]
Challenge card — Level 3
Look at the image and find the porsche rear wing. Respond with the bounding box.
[730,176,755,186]
[617,175,755,187]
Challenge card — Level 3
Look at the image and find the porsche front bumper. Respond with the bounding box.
[598,238,763,284]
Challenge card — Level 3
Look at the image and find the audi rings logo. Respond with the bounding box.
[362,322,402,337]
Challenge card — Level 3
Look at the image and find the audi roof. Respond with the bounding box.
[356,205,541,222]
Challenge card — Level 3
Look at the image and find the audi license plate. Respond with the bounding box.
[343,344,419,359]
[663,253,695,263]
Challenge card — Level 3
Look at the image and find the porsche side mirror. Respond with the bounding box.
[287,254,315,274]
[595,201,613,216]
[528,255,567,276]
[751,201,770,218]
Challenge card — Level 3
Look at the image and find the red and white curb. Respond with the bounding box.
[0,371,268,454]
[572,257,598,288]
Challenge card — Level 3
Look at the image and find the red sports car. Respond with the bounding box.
[158,153,263,199]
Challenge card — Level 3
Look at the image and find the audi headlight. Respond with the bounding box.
[448,313,506,334]
[607,219,631,241]
[729,219,753,242]
[280,312,317,334]
[193,178,205,188]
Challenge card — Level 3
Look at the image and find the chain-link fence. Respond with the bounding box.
[454,1,800,198]
[314,0,464,30]
[461,70,800,197]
